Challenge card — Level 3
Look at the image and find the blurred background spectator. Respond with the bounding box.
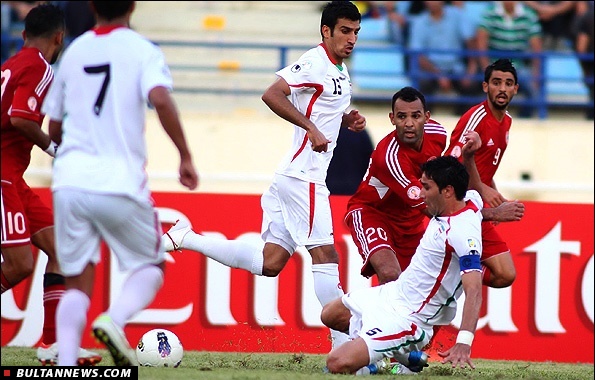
[1,1,41,63]
[476,1,543,118]
[379,1,466,45]
[51,1,95,41]
[574,0,594,119]
[326,127,374,196]
[379,1,408,45]
[407,1,483,115]
[523,1,579,51]
[353,1,382,19]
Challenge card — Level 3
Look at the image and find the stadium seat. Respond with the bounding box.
[545,55,589,100]
[350,49,411,91]
[357,18,390,42]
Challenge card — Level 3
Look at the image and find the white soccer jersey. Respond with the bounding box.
[42,26,173,201]
[274,43,352,184]
[387,190,484,328]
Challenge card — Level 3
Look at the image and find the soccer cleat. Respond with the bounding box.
[37,342,102,366]
[163,219,192,252]
[92,314,138,366]
[402,351,429,373]
[389,363,418,375]
[355,359,387,375]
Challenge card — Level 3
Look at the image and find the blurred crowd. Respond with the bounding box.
[1,1,94,63]
[2,1,593,119]
[353,1,593,118]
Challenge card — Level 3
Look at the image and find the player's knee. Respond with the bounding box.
[321,301,347,331]
[490,268,516,288]
[498,269,516,288]
[326,354,350,374]
[320,304,333,328]
[261,263,283,277]
[4,257,35,283]
[376,267,401,285]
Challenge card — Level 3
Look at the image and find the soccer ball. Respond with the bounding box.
[136,329,183,367]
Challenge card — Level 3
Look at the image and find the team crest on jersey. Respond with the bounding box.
[291,60,312,73]
[467,238,479,249]
[27,96,37,111]
[450,146,461,158]
[407,186,421,200]
[433,220,447,239]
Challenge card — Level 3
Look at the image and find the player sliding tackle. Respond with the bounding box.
[322,147,486,374]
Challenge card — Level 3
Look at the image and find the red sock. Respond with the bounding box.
[42,273,65,345]
[1,269,13,294]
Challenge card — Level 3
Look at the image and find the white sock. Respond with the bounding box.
[108,265,164,328]
[183,232,264,275]
[312,263,350,349]
[57,289,90,366]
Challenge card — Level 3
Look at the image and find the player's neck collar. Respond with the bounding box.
[93,25,127,36]
[319,43,343,71]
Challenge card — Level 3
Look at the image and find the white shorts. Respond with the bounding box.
[260,174,334,254]
[342,285,431,364]
[53,189,165,276]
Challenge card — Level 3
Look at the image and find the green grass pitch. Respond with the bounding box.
[1,347,593,379]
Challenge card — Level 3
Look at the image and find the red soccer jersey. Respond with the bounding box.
[444,100,512,186]
[1,47,53,180]
[346,120,447,235]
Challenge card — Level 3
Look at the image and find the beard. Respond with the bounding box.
[50,45,63,65]
[490,95,510,111]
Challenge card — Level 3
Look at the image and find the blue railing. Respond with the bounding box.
[3,35,592,119]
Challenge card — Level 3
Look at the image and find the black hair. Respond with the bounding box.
[420,156,469,200]
[391,86,427,113]
[24,4,65,39]
[320,1,361,39]
[91,1,134,21]
[484,58,518,84]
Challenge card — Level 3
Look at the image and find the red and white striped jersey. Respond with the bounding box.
[346,120,447,235]
[445,100,512,186]
[1,47,53,180]
[388,191,483,328]
[274,43,352,184]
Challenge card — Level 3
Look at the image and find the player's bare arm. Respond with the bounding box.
[342,109,366,132]
[149,86,198,190]
[48,119,63,145]
[481,182,507,208]
[460,131,507,208]
[262,77,329,152]
[438,270,482,369]
[460,131,484,194]
[10,117,55,155]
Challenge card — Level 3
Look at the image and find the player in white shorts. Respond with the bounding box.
[41,1,198,366]
[163,1,366,350]
[321,155,484,374]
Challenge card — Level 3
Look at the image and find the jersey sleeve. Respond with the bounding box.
[10,60,52,123]
[449,211,483,275]
[444,111,475,161]
[276,51,326,88]
[141,45,173,101]
[464,190,484,211]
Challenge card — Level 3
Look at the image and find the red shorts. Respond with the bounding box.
[1,177,53,248]
[345,207,424,278]
[481,220,509,260]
